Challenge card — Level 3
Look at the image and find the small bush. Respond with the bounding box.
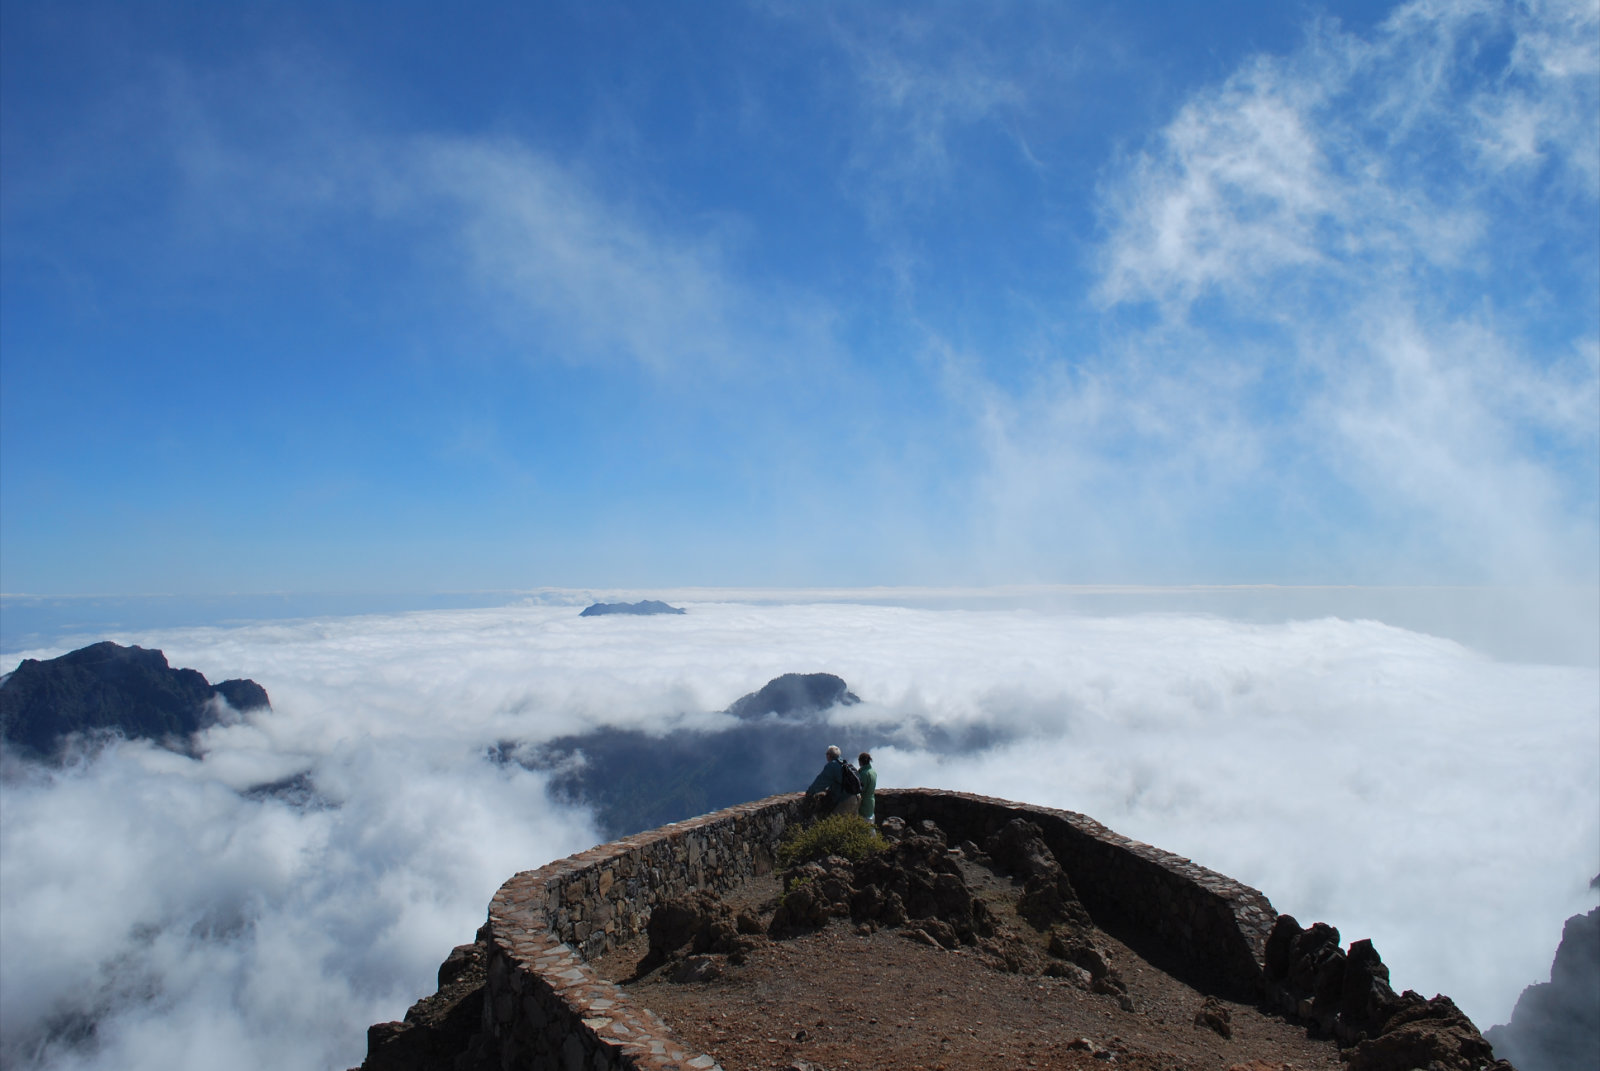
[779,873,815,906]
[777,813,885,869]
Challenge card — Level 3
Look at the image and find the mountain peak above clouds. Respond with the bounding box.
[578,601,687,617]
[0,640,270,762]
[724,672,860,720]
[522,671,865,838]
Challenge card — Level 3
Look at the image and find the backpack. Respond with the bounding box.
[840,760,862,796]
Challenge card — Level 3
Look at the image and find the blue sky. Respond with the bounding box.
[3,0,1596,595]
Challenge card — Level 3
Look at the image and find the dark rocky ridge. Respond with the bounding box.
[521,671,869,838]
[361,927,491,1071]
[0,640,270,761]
[1261,913,1512,1071]
[579,600,686,617]
[1486,900,1600,1071]
[723,671,858,719]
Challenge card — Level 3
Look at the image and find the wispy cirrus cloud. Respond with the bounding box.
[966,0,1599,585]
[1097,0,1599,309]
[835,16,1029,187]
[406,136,838,378]
[5,41,837,383]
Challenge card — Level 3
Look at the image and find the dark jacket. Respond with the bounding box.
[806,757,845,801]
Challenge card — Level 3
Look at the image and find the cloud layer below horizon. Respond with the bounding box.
[2,598,1595,1070]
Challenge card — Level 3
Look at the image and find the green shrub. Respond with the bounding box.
[777,813,885,869]
[779,872,815,904]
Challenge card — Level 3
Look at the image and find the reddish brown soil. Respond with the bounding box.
[591,865,1345,1071]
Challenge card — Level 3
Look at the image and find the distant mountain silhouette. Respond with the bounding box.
[579,601,686,617]
[725,672,858,719]
[521,672,865,837]
[1487,894,1600,1071]
[515,671,1010,837]
[0,641,270,761]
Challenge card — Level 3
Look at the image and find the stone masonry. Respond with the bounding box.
[876,790,1278,998]
[472,788,1280,1071]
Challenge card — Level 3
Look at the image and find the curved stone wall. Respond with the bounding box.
[476,788,1279,1071]
[876,790,1277,997]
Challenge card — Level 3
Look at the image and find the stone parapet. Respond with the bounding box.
[875,789,1277,998]
[476,788,1277,1070]
[481,793,806,1070]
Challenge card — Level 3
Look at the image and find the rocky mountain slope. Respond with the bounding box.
[521,672,864,837]
[0,640,270,761]
[1486,897,1600,1071]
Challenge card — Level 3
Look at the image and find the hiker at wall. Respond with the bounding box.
[805,744,861,817]
[857,752,877,822]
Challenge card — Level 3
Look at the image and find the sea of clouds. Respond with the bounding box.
[2,594,1596,1070]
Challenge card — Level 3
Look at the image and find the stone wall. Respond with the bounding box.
[876,790,1277,998]
[480,794,806,1070]
[473,788,1279,1071]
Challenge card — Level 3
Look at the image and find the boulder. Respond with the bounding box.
[1340,938,1401,1041]
[1346,994,1508,1071]
[1264,913,1502,1062]
[985,818,1093,930]
[640,890,734,974]
[1194,996,1233,1039]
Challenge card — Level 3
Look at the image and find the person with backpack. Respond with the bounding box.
[857,752,877,822]
[805,744,861,817]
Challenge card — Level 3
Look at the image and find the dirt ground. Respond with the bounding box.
[591,859,1346,1071]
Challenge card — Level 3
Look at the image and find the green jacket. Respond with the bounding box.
[857,764,878,819]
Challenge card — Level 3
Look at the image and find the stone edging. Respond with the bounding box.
[482,793,806,1070]
[477,788,1280,1071]
[875,789,1278,997]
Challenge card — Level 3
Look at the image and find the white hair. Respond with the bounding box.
[826,745,841,759]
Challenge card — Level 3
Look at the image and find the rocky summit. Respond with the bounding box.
[723,672,859,719]
[359,805,1517,1071]
[0,640,270,761]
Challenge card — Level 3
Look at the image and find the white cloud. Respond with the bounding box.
[836,16,1029,191]
[2,597,1595,1067]
[407,136,835,377]
[971,0,1599,584]
[19,43,839,385]
[1096,0,1598,309]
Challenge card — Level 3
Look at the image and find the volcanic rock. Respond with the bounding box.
[1263,913,1509,1071]
[985,817,1094,930]
[1345,993,1506,1071]
[637,889,765,978]
[1195,996,1234,1038]
[359,929,490,1071]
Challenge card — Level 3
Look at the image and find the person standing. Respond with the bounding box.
[857,752,877,822]
[805,744,860,817]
